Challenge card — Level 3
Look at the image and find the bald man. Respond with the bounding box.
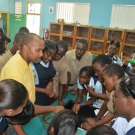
[0,33,64,135]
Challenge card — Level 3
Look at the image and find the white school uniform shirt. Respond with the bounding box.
[124,117,135,134]
[112,117,128,135]
[31,61,49,85]
[106,53,122,65]
[77,77,102,101]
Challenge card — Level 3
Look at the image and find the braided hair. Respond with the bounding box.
[79,66,94,77]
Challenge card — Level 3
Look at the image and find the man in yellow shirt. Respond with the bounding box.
[0,33,63,135]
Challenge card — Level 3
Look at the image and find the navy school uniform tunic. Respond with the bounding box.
[0,116,8,135]
[33,61,56,106]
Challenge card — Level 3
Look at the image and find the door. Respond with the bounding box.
[9,14,26,48]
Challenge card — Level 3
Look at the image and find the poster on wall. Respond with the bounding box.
[49,7,54,13]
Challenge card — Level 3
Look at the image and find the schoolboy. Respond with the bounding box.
[53,40,68,106]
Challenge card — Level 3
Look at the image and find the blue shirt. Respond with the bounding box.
[125,117,135,135]
[0,116,8,134]
[106,53,122,65]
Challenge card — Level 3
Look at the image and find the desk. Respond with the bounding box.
[13,91,86,135]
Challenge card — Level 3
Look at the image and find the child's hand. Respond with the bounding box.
[81,122,93,130]
[87,85,95,96]
[72,103,81,114]
[123,59,129,65]
[58,101,65,106]
[86,117,96,125]
[44,89,51,95]
[49,91,57,98]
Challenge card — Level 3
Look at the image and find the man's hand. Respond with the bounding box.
[72,103,81,114]
[87,85,95,96]
[53,106,64,114]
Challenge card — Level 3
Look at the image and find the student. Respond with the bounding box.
[47,109,79,135]
[72,66,102,114]
[82,64,127,135]
[123,58,135,74]
[88,54,112,123]
[128,69,135,76]
[65,39,92,93]
[19,27,30,34]
[0,33,25,73]
[106,40,122,65]
[114,76,135,135]
[0,79,28,135]
[0,33,64,135]
[122,50,135,73]
[52,40,68,106]
[32,40,58,106]
[0,28,11,55]
[86,125,118,135]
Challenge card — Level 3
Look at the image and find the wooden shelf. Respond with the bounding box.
[50,33,60,36]
[62,35,73,38]
[76,37,88,40]
[124,43,135,47]
[49,22,135,60]
[91,39,104,42]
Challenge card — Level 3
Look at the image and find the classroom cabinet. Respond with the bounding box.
[49,22,135,59]
[88,27,106,55]
[122,30,135,59]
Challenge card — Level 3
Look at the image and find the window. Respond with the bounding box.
[26,3,41,35]
[110,4,135,29]
[56,2,90,25]
[15,1,22,14]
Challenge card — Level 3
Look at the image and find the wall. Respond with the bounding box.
[43,0,135,29]
[0,0,14,13]
[1,0,135,36]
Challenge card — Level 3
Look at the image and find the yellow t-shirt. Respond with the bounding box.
[0,51,35,103]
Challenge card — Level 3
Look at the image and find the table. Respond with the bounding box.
[13,91,86,135]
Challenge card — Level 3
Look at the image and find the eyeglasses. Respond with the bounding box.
[125,77,135,99]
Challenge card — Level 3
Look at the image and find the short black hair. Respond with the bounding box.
[80,66,94,77]
[6,100,34,125]
[109,40,120,48]
[128,69,135,76]
[86,125,118,135]
[57,40,68,52]
[47,109,79,135]
[103,64,125,79]
[92,54,112,66]
[44,40,58,54]
[20,33,43,49]
[77,39,88,49]
[14,33,25,43]
[19,27,29,34]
